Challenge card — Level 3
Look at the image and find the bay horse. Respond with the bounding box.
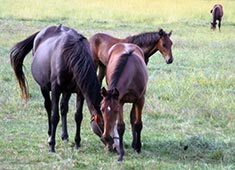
[100,43,148,161]
[89,29,173,83]
[10,25,104,152]
[210,4,223,31]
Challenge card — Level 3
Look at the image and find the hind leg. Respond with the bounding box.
[41,88,51,137]
[130,104,137,149]
[132,97,144,153]
[48,83,61,152]
[74,94,84,149]
[60,92,71,142]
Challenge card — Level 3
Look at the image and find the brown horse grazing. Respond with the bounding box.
[89,29,173,83]
[210,4,223,31]
[100,43,148,161]
[10,25,104,152]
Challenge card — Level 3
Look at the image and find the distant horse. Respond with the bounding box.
[210,4,223,31]
[10,25,104,152]
[89,29,173,83]
[100,43,148,161]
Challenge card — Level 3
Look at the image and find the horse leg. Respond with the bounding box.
[60,92,71,142]
[218,19,221,32]
[41,88,51,137]
[130,104,137,149]
[48,84,61,152]
[117,105,125,161]
[133,97,144,153]
[74,94,84,149]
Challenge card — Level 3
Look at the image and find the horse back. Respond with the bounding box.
[212,4,223,19]
[89,33,126,66]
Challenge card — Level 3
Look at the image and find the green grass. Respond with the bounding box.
[0,0,235,169]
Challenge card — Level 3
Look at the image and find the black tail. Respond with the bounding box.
[110,50,134,88]
[10,31,39,100]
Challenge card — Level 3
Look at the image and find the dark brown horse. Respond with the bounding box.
[10,25,104,152]
[210,4,223,31]
[89,29,173,83]
[100,43,148,161]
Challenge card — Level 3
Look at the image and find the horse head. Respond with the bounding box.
[211,22,216,30]
[157,29,174,64]
[100,87,120,151]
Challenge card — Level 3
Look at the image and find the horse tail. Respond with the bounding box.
[10,31,39,101]
[110,50,134,88]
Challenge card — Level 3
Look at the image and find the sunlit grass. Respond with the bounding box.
[1,0,235,26]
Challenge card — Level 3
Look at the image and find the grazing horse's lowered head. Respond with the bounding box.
[210,4,223,31]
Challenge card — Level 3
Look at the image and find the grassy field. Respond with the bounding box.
[0,0,235,169]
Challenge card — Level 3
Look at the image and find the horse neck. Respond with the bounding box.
[126,33,159,64]
[67,38,102,116]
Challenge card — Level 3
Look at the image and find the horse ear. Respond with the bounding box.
[159,29,164,37]
[101,87,107,97]
[168,31,172,37]
[112,88,119,100]
[210,9,213,13]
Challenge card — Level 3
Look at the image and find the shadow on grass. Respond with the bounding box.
[140,135,235,165]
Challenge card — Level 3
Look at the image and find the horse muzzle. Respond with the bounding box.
[90,117,103,137]
[101,135,114,151]
[166,56,173,64]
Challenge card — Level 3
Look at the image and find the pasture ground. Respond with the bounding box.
[0,0,235,169]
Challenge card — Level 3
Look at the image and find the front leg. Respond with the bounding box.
[74,94,84,149]
[117,105,125,161]
[117,122,125,161]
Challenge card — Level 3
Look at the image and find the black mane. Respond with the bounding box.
[62,33,102,115]
[126,29,167,48]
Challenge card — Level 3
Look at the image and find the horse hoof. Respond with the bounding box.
[74,143,80,150]
[118,156,123,162]
[63,139,69,144]
[49,147,55,153]
[61,135,69,142]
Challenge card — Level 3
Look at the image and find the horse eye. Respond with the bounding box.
[162,43,166,48]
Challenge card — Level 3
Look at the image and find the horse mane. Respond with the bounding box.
[126,29,167,48]
[110,50,133,88]
[62,33,102,114]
